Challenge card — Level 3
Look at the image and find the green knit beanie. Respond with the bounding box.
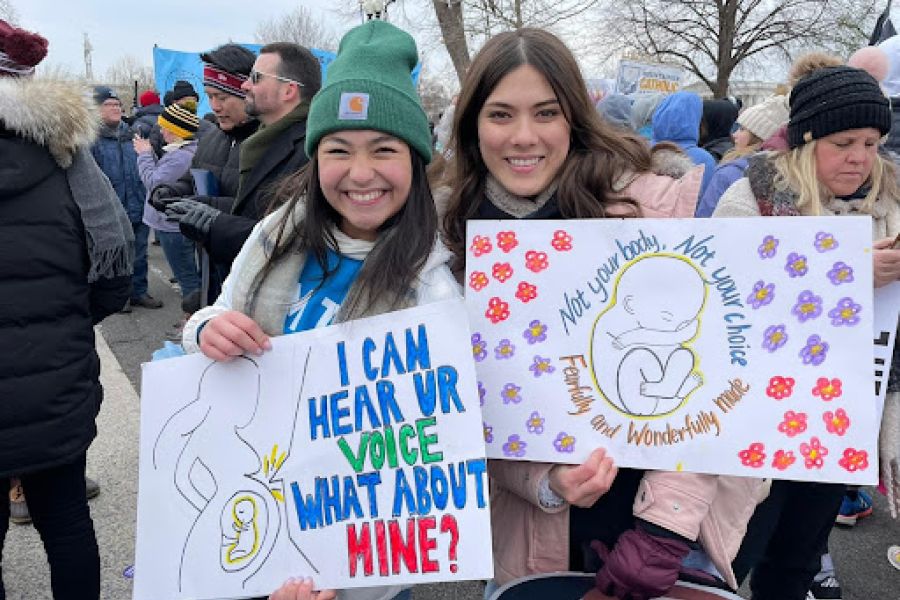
[305,20,432,163]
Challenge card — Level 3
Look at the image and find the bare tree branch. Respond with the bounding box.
[254,5,338,52]
[600,0,878,98]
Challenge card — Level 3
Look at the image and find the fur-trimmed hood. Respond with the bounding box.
[0,77,97,168]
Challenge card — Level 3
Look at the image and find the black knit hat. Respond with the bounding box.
[172,80,198,102]
[788,66,891,148]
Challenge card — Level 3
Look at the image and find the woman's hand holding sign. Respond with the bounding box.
[200,310,272,361]
[548,448,618,508]
[269,577,336,600]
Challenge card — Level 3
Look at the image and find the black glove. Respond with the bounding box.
[165,200,221,243]
[149,185,181,212]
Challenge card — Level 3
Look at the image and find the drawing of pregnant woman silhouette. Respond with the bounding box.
[152,356,280,594]
[591,255,707,417]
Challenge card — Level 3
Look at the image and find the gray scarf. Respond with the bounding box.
[66,146,134,282]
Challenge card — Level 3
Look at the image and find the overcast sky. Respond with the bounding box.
[15,0,397,78]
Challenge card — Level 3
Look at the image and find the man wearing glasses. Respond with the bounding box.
[164,43,320,289]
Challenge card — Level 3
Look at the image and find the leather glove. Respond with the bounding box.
[593,526,691,600]
[880,390,900,518]
[165,200,220,243]
[148,185,181,212]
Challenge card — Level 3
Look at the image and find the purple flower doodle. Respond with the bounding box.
[553,432,576,453]
[529,355,556,377]
[483,422,494,444]
[500,383,522,404]
[478,381,486,406]
[800,334,829,366]
[471,333,487,362]
[758,235,779,259]
[828,297,861,326]
[791,290,823,323]
[814,232,838,253]
[827,261,854,285]
[785,252,809,278]
[503,434,527,457]
[526,411,545,434]
[495,338,516,360]
[523,319,548,344]
[762,324,788,352]
[747,280,775,309]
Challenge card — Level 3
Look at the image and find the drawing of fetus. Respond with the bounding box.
[222,494,261,566]
[591,255,706,417]
[153,356,279,593]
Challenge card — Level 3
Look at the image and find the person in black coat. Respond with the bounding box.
[699,98,739,162]
[161,43,321,282]
[0,20,132,600]
[148,43,260,305]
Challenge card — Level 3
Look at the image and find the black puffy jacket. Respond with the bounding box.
[0,78,131,477]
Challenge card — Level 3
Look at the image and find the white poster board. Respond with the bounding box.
[466,218,877,484]
[134,300,492,600]
[615,60,684,95]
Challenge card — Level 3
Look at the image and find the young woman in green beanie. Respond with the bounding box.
[441,27,766,600]
[179,20,456,600]
[714,65,900,600]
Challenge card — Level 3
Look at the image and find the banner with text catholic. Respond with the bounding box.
[615,59,684,95]
[134,300,492,600]
[465,217,882,485]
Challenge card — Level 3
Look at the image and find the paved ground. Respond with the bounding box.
[4,243,899,599]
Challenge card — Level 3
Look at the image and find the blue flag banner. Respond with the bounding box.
[153,45,419,118]
[152,45,335,117]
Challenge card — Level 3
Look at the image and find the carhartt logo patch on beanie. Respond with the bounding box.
[788,66,891,148]
[306,20,431,163]
[158,99,200,139]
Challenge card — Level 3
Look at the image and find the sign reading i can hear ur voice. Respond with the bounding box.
[134,300,491,600]
[465,217,883,485]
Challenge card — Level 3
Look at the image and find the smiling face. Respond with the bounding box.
[814,127,880,197]
[477,64,571,197]
[99,99,122,126]
[317,130,412,242]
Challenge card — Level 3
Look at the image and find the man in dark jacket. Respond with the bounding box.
[163,43,321,285]
[149,44,260,304]
[699,99,739,162]
[91,85,162,310]
[0,19,133,599]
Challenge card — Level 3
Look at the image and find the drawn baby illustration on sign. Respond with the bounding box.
[152,356,316,594]
[591,255,707,417]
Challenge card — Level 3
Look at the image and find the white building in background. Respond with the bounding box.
[683,80,781,107]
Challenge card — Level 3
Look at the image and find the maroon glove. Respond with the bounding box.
[593,527,691,600]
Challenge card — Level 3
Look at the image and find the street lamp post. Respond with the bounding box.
[359,0,396,22]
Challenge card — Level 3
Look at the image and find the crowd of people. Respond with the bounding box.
[0,10,899,600]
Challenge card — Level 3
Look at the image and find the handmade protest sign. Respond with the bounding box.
[134,300,491,600]
[466,217,877,484]
[874,283,900,417]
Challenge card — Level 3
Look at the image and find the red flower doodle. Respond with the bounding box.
[525,250,550,273]
[497,231,519,253]
[551,230,573,251]
[766,376,795,400]
[823,408,850,436]
[777,411,808,438]
[799,437,828,469]
[812,377,842,401]
[485,297,510,324]
[470,235,493,257]
[492,262,513,283]
[469,271,489,292]
[838,448,869,472]
[738,443,766,468]
[515,281,538,303]
[772,449,796,471]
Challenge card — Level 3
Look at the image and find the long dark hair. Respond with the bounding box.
[443,28,655,272]
[248,148,437,318]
